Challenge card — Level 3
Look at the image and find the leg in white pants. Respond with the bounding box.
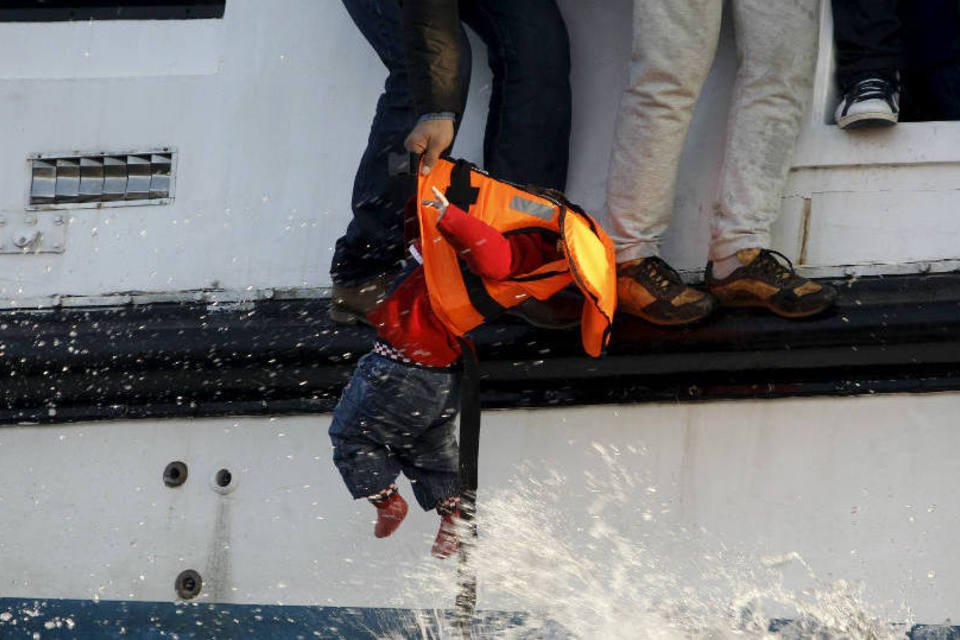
[711,0,819,261]
[605,0,819,265]
[605,0,722,264]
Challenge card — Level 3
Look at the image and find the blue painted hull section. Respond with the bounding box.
[0,599,563,639]
[0,599,957,639]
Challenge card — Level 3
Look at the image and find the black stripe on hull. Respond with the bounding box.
[0,1,224,21]
[0,273,959,424]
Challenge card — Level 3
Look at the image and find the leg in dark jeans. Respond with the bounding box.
[832,0,901,90]
[456,0,576,328]
[331,0,418,289]
[462,0,572,190]
[333,0,474,290]
[905,62,960,121]
[899,0,960,121]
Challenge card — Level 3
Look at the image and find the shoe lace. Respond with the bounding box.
[851,77,893,102]
[643,257,683,290]
[754,249,797,283]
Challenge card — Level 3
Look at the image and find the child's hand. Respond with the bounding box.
[421,186,450,217]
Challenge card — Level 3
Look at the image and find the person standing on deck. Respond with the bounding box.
[606,1,838,325]
[329,0,572,324]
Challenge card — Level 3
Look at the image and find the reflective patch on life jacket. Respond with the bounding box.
[509,195,555,221]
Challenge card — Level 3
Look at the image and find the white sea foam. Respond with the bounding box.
[395,444,909,639]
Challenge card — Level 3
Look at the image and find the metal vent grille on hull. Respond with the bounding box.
[28,150,175,209]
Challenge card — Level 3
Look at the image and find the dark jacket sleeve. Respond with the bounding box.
[401,0,464,116]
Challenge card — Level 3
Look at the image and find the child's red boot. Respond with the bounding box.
[369,485,408,538]
[431,510,461,558]
[431,496,462,559]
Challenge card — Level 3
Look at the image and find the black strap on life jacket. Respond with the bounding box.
[459,261,506,322]
[445,161,506,325]
[457,339,480,499]
[454,337,480,635]
[445,159,480,211]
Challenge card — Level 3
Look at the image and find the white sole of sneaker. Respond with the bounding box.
[837,110,898,129]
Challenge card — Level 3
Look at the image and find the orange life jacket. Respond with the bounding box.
[417,158,616,357]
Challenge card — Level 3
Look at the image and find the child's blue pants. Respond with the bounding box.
[329,352,461,511]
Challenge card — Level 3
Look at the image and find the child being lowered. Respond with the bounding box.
[328,159,616,558]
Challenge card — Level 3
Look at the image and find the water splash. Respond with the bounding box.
[399,444,908,639]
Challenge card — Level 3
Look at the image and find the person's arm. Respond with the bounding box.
[400,0,461,175]
[400,0,462,117]
[438,205,514,280]
[424,188,562,280]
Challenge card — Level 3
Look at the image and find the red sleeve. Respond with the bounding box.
[436,205,564,280]
[504,233,564,276]
[436,205,513,280]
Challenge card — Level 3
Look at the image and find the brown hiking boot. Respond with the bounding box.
[706,248,838,318]
[328,272,397,325]
[616,256,716,326]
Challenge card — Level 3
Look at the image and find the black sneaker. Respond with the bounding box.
[706,248,838,318]
[835,77,899,129]
[617,256,716,326]
[328,272,397,325]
